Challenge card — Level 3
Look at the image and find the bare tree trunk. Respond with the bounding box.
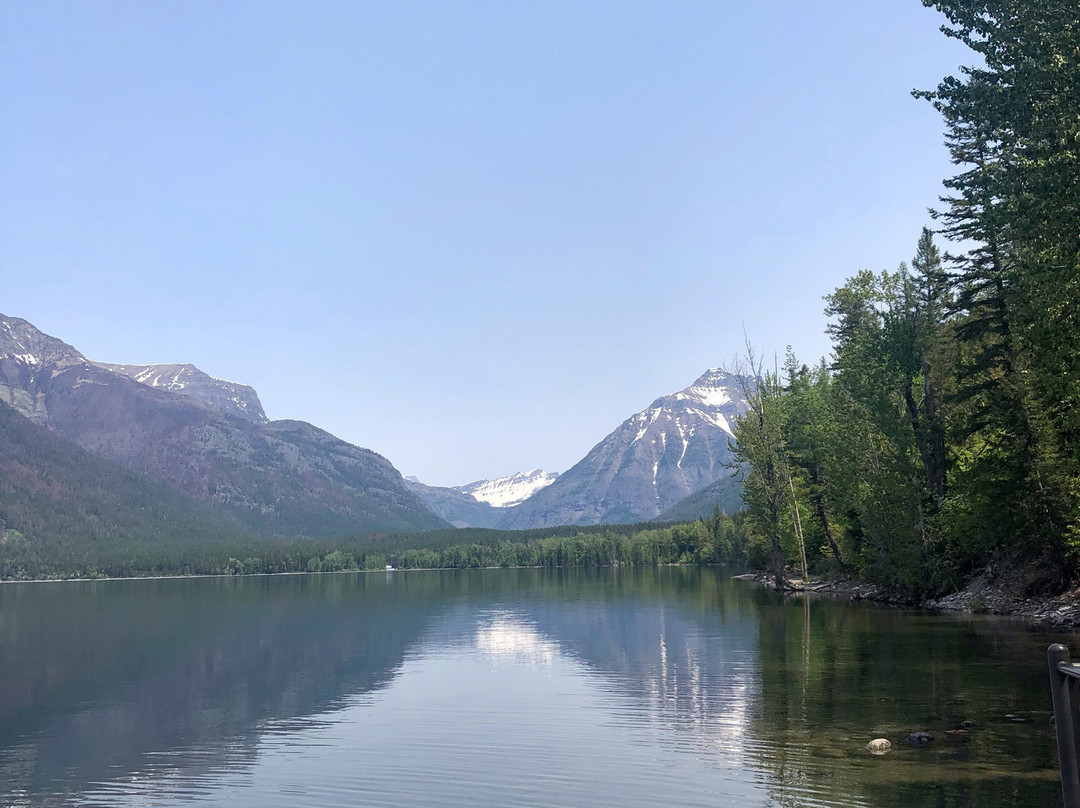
[788,473,808,582]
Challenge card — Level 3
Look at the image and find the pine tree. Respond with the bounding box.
[917,0,1080,565]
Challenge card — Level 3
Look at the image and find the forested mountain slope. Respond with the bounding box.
[658,474,745,523]
[0,400,248,561]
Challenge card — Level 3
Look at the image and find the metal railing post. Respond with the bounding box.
[1049,643,1080,808]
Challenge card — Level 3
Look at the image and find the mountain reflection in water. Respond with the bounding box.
[0,567,1070,807]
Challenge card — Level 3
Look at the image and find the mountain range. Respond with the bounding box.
[0,313,748,546]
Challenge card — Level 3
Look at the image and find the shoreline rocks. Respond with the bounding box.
[733,570,1080,631]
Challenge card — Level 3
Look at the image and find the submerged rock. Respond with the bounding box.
[866,738,892,755]
[907,732,933,747]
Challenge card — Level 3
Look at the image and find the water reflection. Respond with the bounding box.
[519,577,762,770]
[475,613,559,665]
[0,568,1071,807]
[0,573,443,803]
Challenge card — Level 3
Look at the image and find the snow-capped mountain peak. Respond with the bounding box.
[455,469,559,508]
[685,368,735,409]
[497,367,752,529]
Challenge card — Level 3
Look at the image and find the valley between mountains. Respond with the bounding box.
[0,312,748,549]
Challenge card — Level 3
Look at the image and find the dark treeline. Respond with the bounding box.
[0,510,748,581]
[732,0,1080,597]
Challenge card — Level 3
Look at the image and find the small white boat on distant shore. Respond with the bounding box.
[385,564,396,572]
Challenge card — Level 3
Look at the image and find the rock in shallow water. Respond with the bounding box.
[866,738,892,754]
[907,732,933,747]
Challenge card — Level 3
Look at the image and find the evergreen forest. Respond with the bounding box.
[731,0,1080,597]
[0,512,745,581]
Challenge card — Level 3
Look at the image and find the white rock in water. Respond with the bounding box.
[866,738,892,754]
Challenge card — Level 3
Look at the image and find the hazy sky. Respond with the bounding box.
[2,1,971,486]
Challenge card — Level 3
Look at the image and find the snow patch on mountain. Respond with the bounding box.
[631,408,663,446]
[687,384,731,408]
[456,469,560,508]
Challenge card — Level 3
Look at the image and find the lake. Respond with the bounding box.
[0,567,1070,807]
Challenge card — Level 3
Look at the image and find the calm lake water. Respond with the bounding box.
[0,567,1072,807]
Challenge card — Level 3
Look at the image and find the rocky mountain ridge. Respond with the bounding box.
[96,362,268,423]
[0,313,445,537]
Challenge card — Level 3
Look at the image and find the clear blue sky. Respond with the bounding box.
[2,1,970,486]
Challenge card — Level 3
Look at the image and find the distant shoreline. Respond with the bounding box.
[0,567,430,586]
[0,561,709,587]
